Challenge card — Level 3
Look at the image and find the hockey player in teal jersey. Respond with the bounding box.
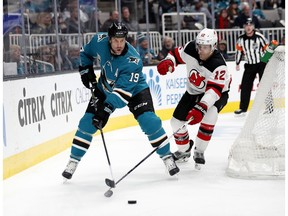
[62,22,179,180]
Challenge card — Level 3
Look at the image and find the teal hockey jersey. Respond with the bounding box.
[80,33,149,109]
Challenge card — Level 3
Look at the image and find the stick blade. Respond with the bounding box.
[105,178,115,188]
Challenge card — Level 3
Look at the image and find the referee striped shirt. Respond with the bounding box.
[235,31,268,65]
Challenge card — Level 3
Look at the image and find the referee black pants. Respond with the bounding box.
[239,62,266,111]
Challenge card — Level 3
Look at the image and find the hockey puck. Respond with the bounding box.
[128,200,137,204]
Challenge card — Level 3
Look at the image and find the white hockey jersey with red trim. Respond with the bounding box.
[166,40,231,108]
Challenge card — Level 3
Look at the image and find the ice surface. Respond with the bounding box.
[3,113,285,216]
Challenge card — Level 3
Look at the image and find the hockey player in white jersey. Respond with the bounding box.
[157,28,231,169]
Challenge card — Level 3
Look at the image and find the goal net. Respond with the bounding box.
[226,45,285,179]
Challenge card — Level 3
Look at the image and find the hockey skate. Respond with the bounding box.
[162,154,180,176]
[62,158,79,181]
[193,150,205,170]
[172,140,194,163]
[234,109,246,116]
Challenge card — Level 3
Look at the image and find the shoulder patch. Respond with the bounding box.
[127,56,140,65]
[97,34,108,42]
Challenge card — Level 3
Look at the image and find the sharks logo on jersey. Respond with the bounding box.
[97,34,107,42]
[127,56,140,65]
[101,61,117,92]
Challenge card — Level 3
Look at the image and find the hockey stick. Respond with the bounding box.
[104,118,193,198]
[100,128,116,188]
[90,84,116,188]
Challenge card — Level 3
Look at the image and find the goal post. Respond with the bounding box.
[226,45,285,179]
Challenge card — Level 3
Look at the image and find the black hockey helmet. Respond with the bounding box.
[108,22,128,38]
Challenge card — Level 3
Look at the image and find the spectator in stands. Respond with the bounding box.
[254,0,262,9]
[34,45,55,73]
[158,0,179,32]
[61,0,89,23]
[252,0,266,20]
[49,42,71,71]
[182,13,200,30]
[30,10,55,34]
[86,9,102,33]
[121,0,135,17]
[216,8,232,29]
[157,36,175,61]
[214,0,229,15]
[216,0,230,12]
[28,0,51,13]
[23,0,39,27]
[65,6,87,33]
[58,13,68,33]
[127,36,137,48]
[139,0,157,23]
[159,0,178,14]
[68,45,80,69]
[137,34,159,65]
[185,0,213,28]
[58,40,74,70]
[263,0,279,9]
[24,0,38,13]
[226,0,240,27]
[121,6,139,32]
[181,2,198,30]
[101,10,119,32]
[234,2,261,29]
[9,45,25,75]
[217,40,229,60]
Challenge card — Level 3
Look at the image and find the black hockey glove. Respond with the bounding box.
[79,65,96,89]
[93,103,113,129]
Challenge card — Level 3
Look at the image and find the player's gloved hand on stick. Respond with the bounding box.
[157,59,175,75]
[79,65,96,88]
[93,103,113,129]
[186,102,207,125]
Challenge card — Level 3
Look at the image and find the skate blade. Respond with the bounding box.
[63,177,69,183]
[164,169,180,178]
[234,113,246,117]
[168,173,179,180]
[176,157,190,163]
[173,173,179,180]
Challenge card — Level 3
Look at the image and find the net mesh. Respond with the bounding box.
[226,46,285,179]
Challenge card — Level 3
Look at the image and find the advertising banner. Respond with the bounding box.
[4,61,259,158]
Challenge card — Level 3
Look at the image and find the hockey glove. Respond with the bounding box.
[93,103,113,129]
[186,102,208,125]
[79,65,96,89]
[157,59,175,75]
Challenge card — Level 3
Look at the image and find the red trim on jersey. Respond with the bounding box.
[206,81,224,97]
[170,48,185,65]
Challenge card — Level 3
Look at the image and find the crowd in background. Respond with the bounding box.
[3,0,285,76]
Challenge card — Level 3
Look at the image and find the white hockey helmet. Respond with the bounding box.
[196,28,218,50]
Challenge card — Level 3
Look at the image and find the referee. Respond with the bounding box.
[234,18,268,115]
